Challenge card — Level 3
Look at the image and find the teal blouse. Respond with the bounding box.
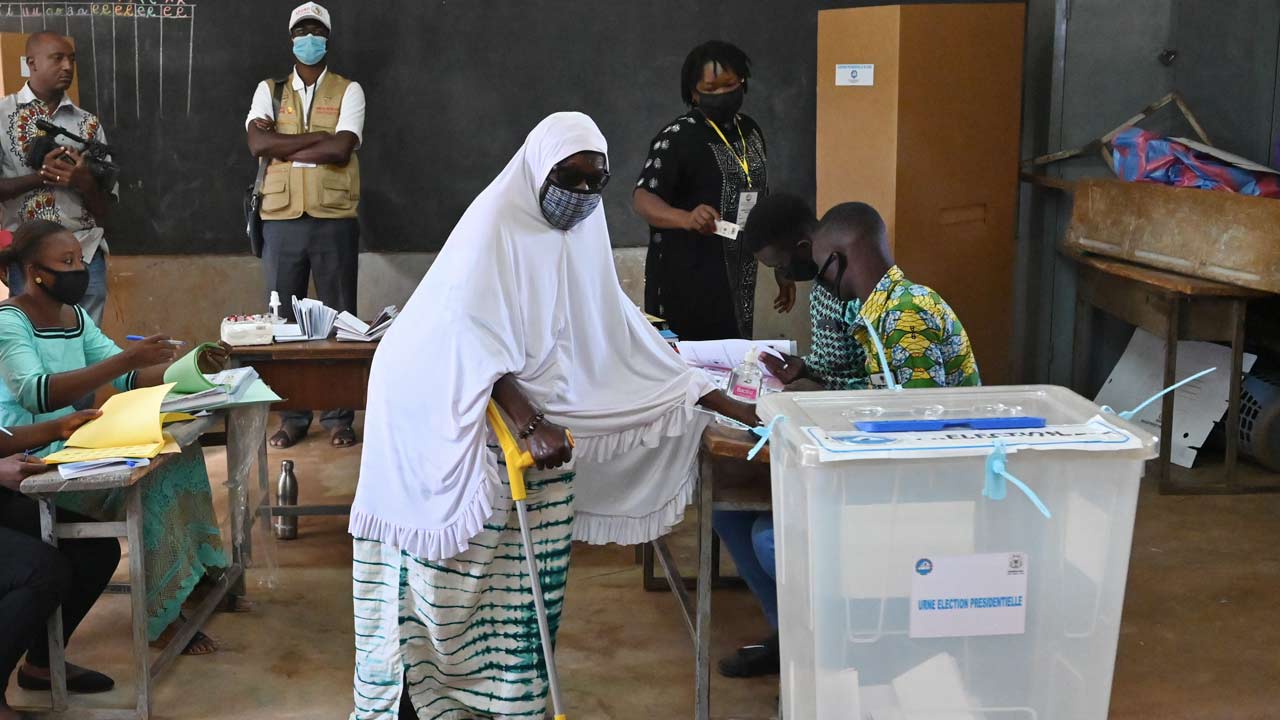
[0,304,137,453]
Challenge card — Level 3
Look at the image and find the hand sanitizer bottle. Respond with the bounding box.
[728,347,763,403]
[268,291,282,324]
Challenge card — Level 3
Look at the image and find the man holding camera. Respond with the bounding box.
[0,32,116,325]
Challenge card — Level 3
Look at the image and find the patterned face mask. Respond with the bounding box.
[540,182,602,231]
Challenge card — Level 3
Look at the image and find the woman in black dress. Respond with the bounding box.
[634,41,791,341]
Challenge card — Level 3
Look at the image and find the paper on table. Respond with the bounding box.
[675,339,796,378]
[1094,328,1257,468]
[66,383,174,449]
[161,412,197,424]
[162,343,220,394]
[220,379,282,408]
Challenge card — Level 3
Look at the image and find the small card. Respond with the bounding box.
[714,220,741,239]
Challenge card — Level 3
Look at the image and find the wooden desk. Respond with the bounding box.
[1071,254,1275,493]
[649,423,771,720]
[230,340,377,412]
[18,405,272,719]
[229,341,377,526]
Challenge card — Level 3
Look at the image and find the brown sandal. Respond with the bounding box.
[331,426,357,448]
[269,426,305,449]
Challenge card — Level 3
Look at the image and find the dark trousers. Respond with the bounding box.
[262,215,359,432]
[0,490,119,694]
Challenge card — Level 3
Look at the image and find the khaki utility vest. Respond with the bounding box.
[259,71,360,220]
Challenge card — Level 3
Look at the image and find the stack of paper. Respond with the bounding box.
[59,457,151,480]
[335,306,397,342]
[44,384,177,464]
[158,345,261,413]
[160,367,260,413]
[674,338,796,378]
[292,296,338,340]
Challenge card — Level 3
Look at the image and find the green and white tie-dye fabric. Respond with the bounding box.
[351,468,575,720]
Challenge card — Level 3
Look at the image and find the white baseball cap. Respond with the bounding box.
[289,3,331,32]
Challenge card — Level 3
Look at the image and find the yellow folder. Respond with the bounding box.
[43,384,177,464]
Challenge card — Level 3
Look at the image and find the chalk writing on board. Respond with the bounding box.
[0,1,197,120]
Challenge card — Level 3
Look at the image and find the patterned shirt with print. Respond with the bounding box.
[802,282,869,391]
[849,265,980,389]
[0,83,117,261]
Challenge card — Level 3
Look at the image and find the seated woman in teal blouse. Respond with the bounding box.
[0,219,229,656]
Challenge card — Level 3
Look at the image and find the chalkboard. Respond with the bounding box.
[0,0,828,253]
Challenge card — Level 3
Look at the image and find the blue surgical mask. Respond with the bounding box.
[540,183,602,231]
[292,34,328,66]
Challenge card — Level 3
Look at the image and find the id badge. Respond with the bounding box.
[735,191,759,227]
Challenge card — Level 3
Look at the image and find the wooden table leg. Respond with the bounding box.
[1226,300,1246,490]
[38,499,68,712]
[1072,296,1095,394]
[127,487,152,720]
[695,449,714,720]
[1157,300,1180,493]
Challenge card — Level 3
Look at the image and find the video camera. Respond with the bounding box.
[24,118,120,192]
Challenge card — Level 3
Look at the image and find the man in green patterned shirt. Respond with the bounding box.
[744,194,869,391]
[811,202,980,389]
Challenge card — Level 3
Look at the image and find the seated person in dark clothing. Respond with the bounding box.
[1,410,117,719]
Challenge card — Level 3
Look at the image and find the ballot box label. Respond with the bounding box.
[909,552,1027,639]
[835,64,875,86]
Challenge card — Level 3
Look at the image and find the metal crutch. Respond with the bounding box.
[486,400,570,720]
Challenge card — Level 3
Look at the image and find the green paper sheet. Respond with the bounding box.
[162,342,220,394]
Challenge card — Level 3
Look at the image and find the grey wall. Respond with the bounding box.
[1016,0,1280,387]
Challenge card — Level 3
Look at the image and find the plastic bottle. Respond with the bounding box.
[268,291,282,324]
[728,347,763,403]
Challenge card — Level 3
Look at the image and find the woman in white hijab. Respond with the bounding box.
[348,113,757,719]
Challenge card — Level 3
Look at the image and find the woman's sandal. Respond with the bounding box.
[150,615,219,656]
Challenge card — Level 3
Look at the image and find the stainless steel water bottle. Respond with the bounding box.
[274,460,298,540]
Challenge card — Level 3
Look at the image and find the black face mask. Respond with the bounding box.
[815,252,848,299]
[778,242,821,282]
[35,265,90,306]
[697,86,744,125]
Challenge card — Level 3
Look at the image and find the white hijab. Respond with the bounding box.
[350,112,713,560]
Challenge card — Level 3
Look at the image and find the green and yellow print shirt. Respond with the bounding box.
[847,265,980,389]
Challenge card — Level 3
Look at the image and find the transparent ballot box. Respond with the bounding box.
[758,386,1157,720]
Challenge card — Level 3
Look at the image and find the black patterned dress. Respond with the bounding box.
[637,110,767,340]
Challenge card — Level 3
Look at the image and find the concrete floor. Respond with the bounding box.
[8,417,1280,719]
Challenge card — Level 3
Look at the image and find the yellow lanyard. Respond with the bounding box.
[703,115,753,189]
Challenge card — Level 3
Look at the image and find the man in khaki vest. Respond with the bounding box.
[245,2,364,449]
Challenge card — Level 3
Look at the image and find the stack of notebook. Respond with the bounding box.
[335,306,397,342]
[160,366,260,413]
[288,296,338,341]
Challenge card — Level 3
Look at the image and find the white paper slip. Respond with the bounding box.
[272,324,307,343]
[836,63,875,87]
[714,220,741,239]
[675,338,795,377]
[909,553,1028,640]
[803,414,1146,462]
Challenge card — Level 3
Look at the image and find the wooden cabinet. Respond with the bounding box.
[817,3,1025,384]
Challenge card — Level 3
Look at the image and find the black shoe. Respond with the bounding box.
[717,632,780,678]
[18,663,114,694]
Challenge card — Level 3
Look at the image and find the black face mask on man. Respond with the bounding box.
[778,241,821,282]
[697,86,744,125]
[35,264,90,306]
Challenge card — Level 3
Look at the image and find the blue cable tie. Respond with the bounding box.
[863,325,901,392]
[984,439,1051,519]
[747,415,784,461]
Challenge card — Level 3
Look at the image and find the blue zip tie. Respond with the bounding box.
[984,440,1051,519]
[747,415,784,461]
[863,324,901,392]
[1100,366,1217,420]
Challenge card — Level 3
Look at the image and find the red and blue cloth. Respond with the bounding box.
[1111,127,1280,198]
